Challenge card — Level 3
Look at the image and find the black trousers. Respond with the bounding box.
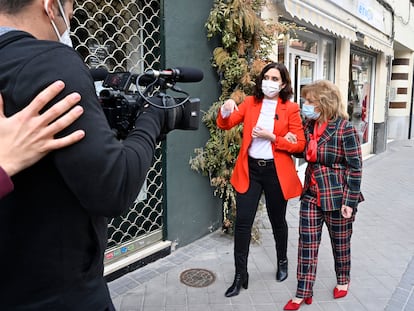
[233,157,288,273]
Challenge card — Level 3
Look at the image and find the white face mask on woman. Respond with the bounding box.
[44,0,73,47]
[261,80,280,98]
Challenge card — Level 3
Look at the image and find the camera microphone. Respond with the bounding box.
[143,67,204,83]
[90,68,109,81]
[91,67,203,86]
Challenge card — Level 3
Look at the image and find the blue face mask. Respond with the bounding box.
[302,103,320,120]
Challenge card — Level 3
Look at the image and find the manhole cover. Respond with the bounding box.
[179,268,216,288]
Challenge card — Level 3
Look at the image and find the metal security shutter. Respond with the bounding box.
[72,0,165,272]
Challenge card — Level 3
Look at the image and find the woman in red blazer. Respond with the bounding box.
[217,62,305,297]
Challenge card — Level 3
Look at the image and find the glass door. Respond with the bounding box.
[348,49,375,144]
[289,52,317,180]
[281,30,335,182]
[294,55,317,105]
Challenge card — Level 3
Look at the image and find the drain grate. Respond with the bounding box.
[179,268,216,288]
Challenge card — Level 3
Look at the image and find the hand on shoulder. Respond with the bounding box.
[0,81,85,176]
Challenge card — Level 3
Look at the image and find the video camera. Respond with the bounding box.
[93,67,203,140]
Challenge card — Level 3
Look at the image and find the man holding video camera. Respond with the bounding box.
[0,1,170,309]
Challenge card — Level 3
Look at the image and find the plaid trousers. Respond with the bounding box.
[296,191,355,298]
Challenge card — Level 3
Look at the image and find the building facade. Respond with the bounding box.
[266,0,398,156]
[267,0,414,145]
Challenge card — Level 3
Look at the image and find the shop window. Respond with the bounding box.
[289,35,318,54]
[321,40,334,80]
[278,29,334,104]
[348,50,375,144]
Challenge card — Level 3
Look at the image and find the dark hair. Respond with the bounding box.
[253,62,293,103]
[0,0,33,14]
[0,0,68,14]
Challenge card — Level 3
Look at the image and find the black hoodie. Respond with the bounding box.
[0,30,163,310]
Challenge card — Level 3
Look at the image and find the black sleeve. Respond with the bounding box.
[13,46,163,217]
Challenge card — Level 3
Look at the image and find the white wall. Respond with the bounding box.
[387,1,414,140]
[388,51,414,139]
[391,0,414,51]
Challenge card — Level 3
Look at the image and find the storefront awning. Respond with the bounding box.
[361,32,394,56]
[284,0,358,42]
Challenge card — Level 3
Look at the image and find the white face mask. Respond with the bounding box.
[59,28,73,47]
[261,80,280,98]
[44,0,73,47]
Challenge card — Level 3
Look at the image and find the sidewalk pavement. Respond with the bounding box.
[109,139,414,311]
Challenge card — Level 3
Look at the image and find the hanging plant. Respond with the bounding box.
[190,0,301,237]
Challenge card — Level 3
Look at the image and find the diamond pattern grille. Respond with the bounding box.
[72,0,163,264]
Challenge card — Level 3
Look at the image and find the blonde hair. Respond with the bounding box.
[301,80,349,122]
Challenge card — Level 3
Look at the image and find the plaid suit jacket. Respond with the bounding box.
[301,118,364,211]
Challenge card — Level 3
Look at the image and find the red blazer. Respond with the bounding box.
[217,96,306,199]
[0,166,13,199]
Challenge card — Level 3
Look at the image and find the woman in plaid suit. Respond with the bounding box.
[284,80,364,310]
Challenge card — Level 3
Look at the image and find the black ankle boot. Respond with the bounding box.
[276,259,288,282]
[224,272,249,297]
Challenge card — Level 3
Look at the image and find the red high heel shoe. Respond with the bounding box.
[333,283,349,299]
[283,297,312,310]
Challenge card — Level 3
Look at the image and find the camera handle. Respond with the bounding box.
[135,74,191,110]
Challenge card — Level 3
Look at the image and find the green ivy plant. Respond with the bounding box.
[190,0,300,238]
